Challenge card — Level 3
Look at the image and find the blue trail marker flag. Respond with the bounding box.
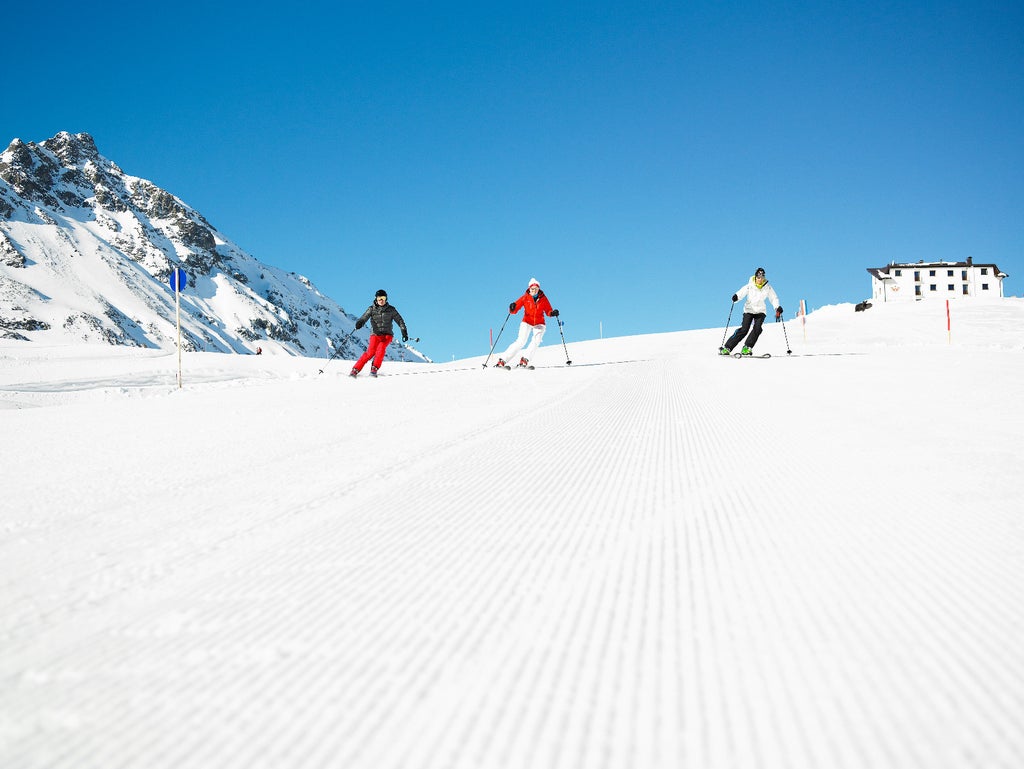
[170,268,188,292]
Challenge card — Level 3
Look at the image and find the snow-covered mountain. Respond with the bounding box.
[0,131,426,362]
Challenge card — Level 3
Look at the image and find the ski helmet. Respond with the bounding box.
[754,267,766,277]
[375,289,387,298]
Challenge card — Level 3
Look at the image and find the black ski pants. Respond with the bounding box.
[725,312,766,351]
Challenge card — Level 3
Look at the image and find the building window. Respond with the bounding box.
[948,284,955,291]
[961,271,968,280]
[929,270,936,276]
[981,268,989,275]
[982,283,989,290]
[914,271,921,281]
[915,285,922,296]
[947,270,954,277]
[895,269,902,276]
[930,284,937,291]
[963,285,969,295]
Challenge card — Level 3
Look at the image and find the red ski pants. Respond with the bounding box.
[354,334,393,371]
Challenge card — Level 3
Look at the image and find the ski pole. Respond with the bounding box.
[318,328,359,374]
[720,300,736,351]
[777,312,792,355]
[482,312,511,368]
[556,318,572,365]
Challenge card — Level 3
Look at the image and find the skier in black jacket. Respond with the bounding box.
[350,289,409,378]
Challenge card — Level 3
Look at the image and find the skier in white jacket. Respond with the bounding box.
[720,267,783,356]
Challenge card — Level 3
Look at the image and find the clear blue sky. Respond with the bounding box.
[7,0,1022,360]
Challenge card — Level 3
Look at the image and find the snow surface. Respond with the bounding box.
[2,300,1024,769]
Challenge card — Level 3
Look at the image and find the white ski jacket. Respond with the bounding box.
[735,277,780,315]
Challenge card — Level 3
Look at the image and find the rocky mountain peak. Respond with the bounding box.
[0,132,428,362]
[42,131,102,166]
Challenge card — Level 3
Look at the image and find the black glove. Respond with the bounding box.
[732,294,739,303]
[355,320,364,330]
[509,302,517,313]
[402,332,409,342]
[775,307,784,319]
[550,309,559,317]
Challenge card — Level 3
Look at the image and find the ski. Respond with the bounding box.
[515,364,535,370]
[732,352,771,359]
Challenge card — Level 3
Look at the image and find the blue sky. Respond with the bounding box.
[7,0,1022,360]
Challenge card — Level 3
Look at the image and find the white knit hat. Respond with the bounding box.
[528,277,540,288]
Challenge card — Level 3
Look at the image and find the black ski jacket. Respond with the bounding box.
[357,302,408,338]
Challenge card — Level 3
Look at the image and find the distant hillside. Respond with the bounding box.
[0,131,427,362]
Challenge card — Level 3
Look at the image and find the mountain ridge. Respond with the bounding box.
[0,131,426,362]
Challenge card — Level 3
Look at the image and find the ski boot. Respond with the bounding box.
[370,366,379,378]
[495,359,509,369]
[718,347,731,356]
[349,368,359,378]
[517,357,529,368]
[740,346,753,356]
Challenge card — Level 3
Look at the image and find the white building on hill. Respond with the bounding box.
[867,258,1008,302]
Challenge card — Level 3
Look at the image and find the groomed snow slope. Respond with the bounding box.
[2,300,1023,769]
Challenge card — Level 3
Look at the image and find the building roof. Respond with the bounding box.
[867,259,1007,278]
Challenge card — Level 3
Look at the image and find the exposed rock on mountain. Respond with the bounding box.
[0,132,423,362]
